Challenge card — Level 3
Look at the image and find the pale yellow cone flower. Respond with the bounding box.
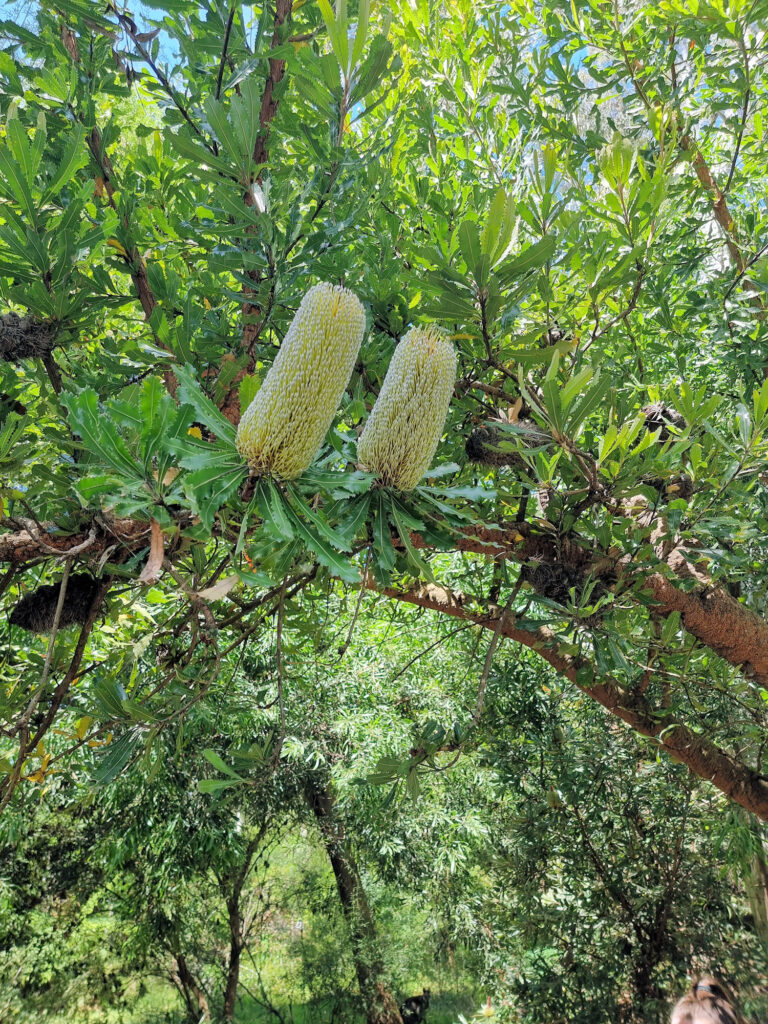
[236,282,366,479]
[357,326,456,490]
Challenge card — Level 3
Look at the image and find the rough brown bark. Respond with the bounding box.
[216,0,293,425]
[4,516,768,815]
[252,0,293,175]
[416,523,768,687]
[305,779,402,1024]
[370,578,768,821]
[0,517,153,565]
[3,516,768,685]
[680,133,748,276]
[227,0,294,425]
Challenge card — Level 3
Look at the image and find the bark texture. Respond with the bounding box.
[4,513,768,816]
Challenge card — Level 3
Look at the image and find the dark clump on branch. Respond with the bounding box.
[9,574,102,633]
[521,562,587,605]
[641,402,687,441]
[522,561,613,608]
[466,420,551,469]
[0,313,57,362]
[641,473,695,499]
[0,393,27,416]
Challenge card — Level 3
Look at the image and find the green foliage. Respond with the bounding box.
[3,0,768,1021]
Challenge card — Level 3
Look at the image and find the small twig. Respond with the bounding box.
[388,621,477,684]
[723,239,768,308]
[0,576,110,815]
[42,352,63,394]
[38,558,72,694]
[336,551,370,660]
[0,565,16,602]
[271,577,288,764]
[216,4,237,100]
[724,32,750,196]
[114,9,216,153]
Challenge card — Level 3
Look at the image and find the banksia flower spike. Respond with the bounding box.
[236,282,366,479]
[357,326,456,490]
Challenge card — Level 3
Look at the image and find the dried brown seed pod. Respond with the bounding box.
[466,420,551,469]
[0,313,57,362]
[9,574,103,633]
[641,402,686,441]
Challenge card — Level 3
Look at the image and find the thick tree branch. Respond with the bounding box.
[252,0,293,174]
[4,516,768,686]
[370,578,768,820]
[415,524,768,687]
[0,517,152,565]
[5,509,768,812]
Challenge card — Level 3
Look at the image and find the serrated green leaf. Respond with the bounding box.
[204,92,245,164]
[256,477,294,541]
[458,219,483,283]
[336,493,371,546]
[496,235,556,286]
[286,503,358,582]
[566,374,611,435]
[373,491,396,571]
[391,499,434,582]
[286,483,352,552]
[350,0,370,66]
[174,364,237,445]
[42,124,87,200]
[63,389,144,481]
[0,147,36,222]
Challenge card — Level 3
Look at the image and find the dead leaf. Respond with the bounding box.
[508,397,523,422]
[195,575,239,601]
[60,24,79,62]
[139,518,164,584]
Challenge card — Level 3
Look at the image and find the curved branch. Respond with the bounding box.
[370,577,768,820]
[425,524,768,687]
[3,516,768,687]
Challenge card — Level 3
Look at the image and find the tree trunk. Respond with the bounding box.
[306,779,402,1024]
[219,829,266,1021]
[222,894,243,1022]
[172,953,211,1023]
[746,851,768,945]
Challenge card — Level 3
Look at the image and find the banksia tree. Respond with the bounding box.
[358,326,456,490]
[236,282,366,479]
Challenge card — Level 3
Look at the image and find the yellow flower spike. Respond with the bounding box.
[358,325,457,490]
[236,282,366,479]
